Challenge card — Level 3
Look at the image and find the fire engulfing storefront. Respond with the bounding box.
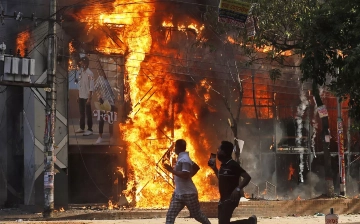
[3,0,360,211]
[63,0,359,208]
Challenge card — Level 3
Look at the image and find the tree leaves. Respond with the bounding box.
[251,0,360,123]
[269,68,281,83]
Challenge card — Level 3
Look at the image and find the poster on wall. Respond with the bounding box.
[68,54,125,146]
[44,172,54,188]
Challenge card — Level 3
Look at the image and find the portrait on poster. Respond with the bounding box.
[68,53,125,146]
[44,172,54,188]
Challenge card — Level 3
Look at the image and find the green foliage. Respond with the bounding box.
[269,68,281,83]
[202,0,360,124]
[251,0,360,124]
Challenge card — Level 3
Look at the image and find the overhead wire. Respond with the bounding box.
[61,54,307,88]
[0,90,29,200]
[0,86,7,94]
[1,0,323,202]
[1,0,116,199]
[69,101,113,201]
[22,88,38,203]
[28,0,313,97]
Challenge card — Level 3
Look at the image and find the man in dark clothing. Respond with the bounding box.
[208,141,257,224]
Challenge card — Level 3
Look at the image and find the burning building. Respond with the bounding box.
[1,0,360,210]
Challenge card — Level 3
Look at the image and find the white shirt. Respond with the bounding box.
[174,152,198,195]
[78,68,94,99]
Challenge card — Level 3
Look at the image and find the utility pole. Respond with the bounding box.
[337,97,346,196]
[43,0,57,217]
[335,62,345,196]
[346,113,351,194]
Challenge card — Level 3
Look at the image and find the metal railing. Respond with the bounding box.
[265,181,277,200]
[244,181,260,198]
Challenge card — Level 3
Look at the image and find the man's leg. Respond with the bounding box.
[99,110,104,135]
[95,109,104,144]
[184,194,211,224]
[166,193,185,224]
[85,101,93,131]
[108,105,114,137]
[78,98,86,131]
[218,201,257,224]
[230,215,257,224]
[218,201,236,224]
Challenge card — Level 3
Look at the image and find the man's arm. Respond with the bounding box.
[163,162,191,179]
[230,167,251,201]
[190,162,200,177]
[238,171,251,189]
[211,166,219,179]
[207,160,219,178]
[171,169,191,179]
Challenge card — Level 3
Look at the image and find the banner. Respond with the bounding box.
[218,0,251,26]
[245,16,256,37]
[68,54,124,146]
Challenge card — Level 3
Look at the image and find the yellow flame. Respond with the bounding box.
[108,200,114,210]
[16,31,30,56]
[77,1,219,208]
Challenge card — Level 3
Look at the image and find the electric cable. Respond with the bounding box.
[0,91,32,200]
[0,86,7,93]
[59,53,307,85]
[69,106,112,201]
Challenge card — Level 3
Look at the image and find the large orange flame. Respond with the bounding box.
[76,1,219,208]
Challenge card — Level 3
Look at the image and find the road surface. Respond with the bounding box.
[2,214,360,224]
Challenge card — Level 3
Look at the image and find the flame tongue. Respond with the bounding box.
[288,163,295,180]
[16,31,30,56]
[76,1,219,208]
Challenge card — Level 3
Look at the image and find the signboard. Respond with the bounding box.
[317,105,329,118]
[245,16,256,37]
[218,0,251,27]
[325,217,338,224]
[68,54,124,146]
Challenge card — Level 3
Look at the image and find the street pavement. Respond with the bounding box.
[1,215,360,224]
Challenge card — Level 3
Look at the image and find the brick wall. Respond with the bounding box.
[199,199,360,218]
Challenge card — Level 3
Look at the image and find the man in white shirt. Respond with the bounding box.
[163,139,211,224]
[75,57,94,136]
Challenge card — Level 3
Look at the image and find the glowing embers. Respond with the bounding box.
[161,21,204,34]
[161,19,205,43]
[68,41,77,71]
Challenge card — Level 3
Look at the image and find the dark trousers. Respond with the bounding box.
[99,105,114,135]
[78,98,92,131]
[218,201,252,224]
